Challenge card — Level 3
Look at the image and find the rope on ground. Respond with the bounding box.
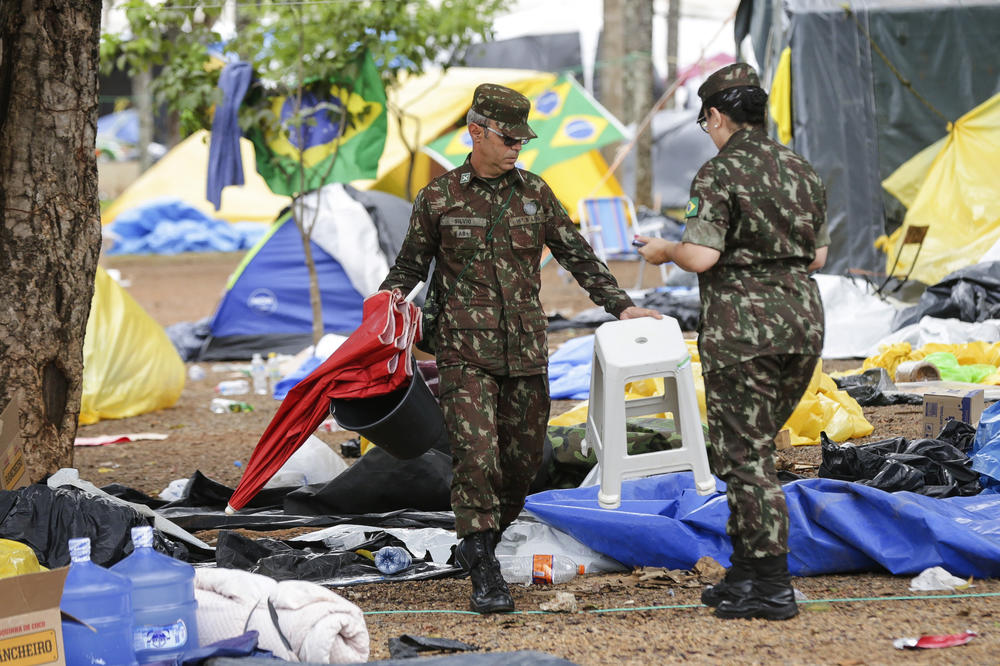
[362,590,1000,615]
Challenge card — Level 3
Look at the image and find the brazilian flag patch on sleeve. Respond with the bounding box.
[685,197,700,218]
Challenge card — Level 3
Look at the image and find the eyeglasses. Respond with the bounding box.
[697,116,709,133]
[483,125,530,147]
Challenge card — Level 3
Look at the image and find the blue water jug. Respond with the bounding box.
[110,526,199,664]
[60,537,138,666]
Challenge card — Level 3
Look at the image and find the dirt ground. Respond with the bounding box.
[77,252,998,665]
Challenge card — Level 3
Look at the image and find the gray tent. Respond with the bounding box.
[619,108,718,211]
[736,0,1000,276]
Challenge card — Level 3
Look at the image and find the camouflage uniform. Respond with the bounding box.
[685,73,828,558]
[380,147,633,539]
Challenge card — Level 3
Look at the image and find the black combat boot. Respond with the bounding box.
[701,540,754,607]
[714,554,798,620]
[455,531,514,614]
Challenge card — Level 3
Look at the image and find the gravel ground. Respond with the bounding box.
[73,253,998,664]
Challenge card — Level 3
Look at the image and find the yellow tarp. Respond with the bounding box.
[856,341,1000,385]
[879,92,1000,286]
[80,267,186,425]
[101,129,292,226]
[768,47,793,145]
[359,67,623,219]
[550,340,872,446]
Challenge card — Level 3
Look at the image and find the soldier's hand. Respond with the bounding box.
[634,236,674,265]
[619,306,663,320]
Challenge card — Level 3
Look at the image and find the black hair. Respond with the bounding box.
[700,85,768,127]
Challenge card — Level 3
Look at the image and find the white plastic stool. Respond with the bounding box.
[581,316,716,508]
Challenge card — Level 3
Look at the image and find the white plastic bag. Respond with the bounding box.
[909,566,972,591]
[264,434,348,489]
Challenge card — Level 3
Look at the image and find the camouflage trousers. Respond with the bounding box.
[703,354,818,559]
[438,365,549,538]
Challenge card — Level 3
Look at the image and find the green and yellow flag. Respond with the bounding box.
[424,73,628,174]
[249,50,387,196]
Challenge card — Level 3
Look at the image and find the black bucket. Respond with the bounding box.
[329,363,450,459]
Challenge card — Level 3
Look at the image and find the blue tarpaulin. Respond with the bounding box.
[548,334,594,400]
[106,198,267,255]
[524,473,1000,578]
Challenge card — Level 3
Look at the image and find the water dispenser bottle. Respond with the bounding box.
[60,537,138,666]
[110,526,199,664]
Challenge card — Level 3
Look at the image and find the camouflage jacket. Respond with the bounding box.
[380,158,633,375]
[682,127,828,373]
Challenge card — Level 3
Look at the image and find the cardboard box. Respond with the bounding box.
[0,396,29,491]
[923,388,985,438]
[0,567,70,666]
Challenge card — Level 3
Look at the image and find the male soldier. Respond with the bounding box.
[380,83,660,613]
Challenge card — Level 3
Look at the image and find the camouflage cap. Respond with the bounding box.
[471,83,537,140]
[697,63,761,103]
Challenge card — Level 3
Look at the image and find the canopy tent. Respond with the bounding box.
[617,108,719,211]
[81,267,186,424]
[101,129,291,226]
[739,0,1000,277]
[197,184,412,361]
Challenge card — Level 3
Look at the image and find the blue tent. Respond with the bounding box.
[197,184,412,360]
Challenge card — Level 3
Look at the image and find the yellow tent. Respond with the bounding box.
[360,67,624,217]
[80,267,186,424]
[880,93,1000,286]
[101,129,291,226]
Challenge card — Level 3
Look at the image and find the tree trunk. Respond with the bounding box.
[599,0,625,166]
[626,0,654,209]
[0,0,103,480]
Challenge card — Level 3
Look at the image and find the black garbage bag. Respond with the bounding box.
[936,419,978,453]
[214,529,460,586]
[858,459,925,493]
[833,368,923,406]
[0,484,185,567]
[818,433,980,497]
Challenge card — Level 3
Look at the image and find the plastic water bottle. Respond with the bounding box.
[110,526,199,665]
[187,364,205,381]
[267,352,282,386]
[60,537,138,666]
[498,554,584,585]
[374,546,412,574]
[215,379,249,395]
[210,398,253,413]
[251,353,268,395]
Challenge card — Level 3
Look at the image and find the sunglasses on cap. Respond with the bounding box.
[483,125,530,147]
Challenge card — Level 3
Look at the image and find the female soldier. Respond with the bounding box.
[636,63,828,621]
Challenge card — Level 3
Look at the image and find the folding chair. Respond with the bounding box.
[578,196,668,290]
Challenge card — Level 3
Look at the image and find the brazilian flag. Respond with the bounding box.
[424,73,627,175]
[249,50,387,196]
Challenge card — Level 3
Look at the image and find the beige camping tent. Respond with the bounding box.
[101,129,291,226]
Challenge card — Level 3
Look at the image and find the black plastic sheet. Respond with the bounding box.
[893,261,1000,331]
[104,470,457,533]
[833,368,923,406]
[818,430,981,497]
[0,484,202,566]
[213,529,460,586]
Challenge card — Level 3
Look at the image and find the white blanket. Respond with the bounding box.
[195,568,369,663]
